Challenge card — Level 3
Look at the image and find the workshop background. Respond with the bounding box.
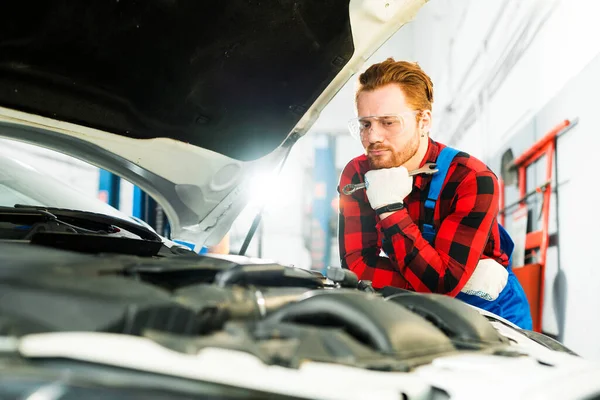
[2,0,599,359]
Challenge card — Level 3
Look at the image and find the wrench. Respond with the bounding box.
[341,162,438,195]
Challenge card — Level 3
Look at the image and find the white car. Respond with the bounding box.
[0,1,599,399]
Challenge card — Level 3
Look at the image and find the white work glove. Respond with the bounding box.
[461,258,509,301]
[364,166,413,210]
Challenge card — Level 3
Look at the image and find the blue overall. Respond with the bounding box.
[422,146,533,330]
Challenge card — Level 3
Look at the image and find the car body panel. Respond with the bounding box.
[16,331,600,400]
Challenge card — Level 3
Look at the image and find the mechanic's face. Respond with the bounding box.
[356,84,425,170]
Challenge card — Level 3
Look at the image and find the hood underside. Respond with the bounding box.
[0,0,355,162]
[0,0,427,247]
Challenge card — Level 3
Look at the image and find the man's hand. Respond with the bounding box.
[461,258,509,301]
[364,166,413,210]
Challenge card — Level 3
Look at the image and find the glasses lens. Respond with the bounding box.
[347,115,406,142]
[347,118,362,140]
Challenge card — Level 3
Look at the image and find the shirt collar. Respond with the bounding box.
[414,138,441,190]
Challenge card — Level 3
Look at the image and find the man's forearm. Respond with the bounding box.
[343,251,412,290]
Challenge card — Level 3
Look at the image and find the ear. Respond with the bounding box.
[419,110,432,133]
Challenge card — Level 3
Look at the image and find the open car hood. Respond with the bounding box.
[0,0,427,248]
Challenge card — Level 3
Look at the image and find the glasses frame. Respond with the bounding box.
[347,110,422,142]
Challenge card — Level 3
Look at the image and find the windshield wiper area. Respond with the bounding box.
[0,205,163,256]
[9,205,160,240]
[29,231,163,257]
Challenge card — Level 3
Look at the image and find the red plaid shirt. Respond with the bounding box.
[337,139,509,296]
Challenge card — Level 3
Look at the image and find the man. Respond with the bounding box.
[337,58,532,329]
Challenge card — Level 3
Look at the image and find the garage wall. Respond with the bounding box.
[444,0,600,158]
[487,54,600,358]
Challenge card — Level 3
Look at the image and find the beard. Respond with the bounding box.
[367,132,420,169]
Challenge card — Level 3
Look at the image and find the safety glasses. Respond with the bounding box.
[347,110,421,142]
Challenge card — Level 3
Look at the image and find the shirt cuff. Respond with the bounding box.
[376,207,414,236]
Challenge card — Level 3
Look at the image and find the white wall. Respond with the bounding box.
[439,0,600,155]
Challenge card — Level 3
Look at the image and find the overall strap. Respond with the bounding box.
[422,146,460,244]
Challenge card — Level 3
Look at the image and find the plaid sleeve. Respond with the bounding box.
[377,168,498,296]
[338,159,411,289]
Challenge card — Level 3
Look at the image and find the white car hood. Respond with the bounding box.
[16,331,600,400]
[0,0,427,248]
